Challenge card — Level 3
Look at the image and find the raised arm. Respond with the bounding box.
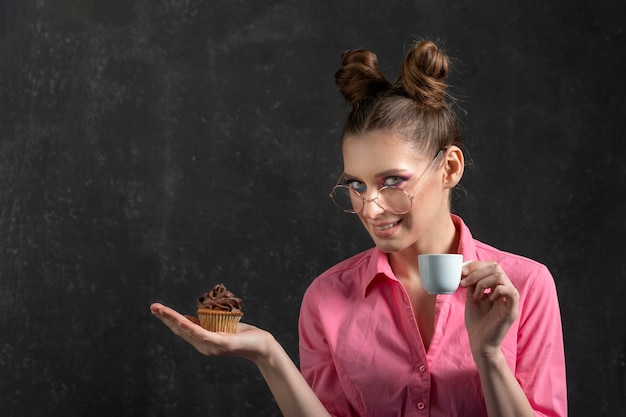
[150,303,331,417]
[461,262,567,417]
[461,261,534,417]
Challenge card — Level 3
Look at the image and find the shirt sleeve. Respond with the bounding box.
[515,264,568,417]
[298,283,362,417]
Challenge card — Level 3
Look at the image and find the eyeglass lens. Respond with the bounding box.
[330,186,412,214]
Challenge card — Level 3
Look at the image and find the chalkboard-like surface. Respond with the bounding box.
[1,1,624,416]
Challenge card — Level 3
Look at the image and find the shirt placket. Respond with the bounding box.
[395,281,432,416]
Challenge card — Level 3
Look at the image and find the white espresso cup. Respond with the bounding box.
[418,254,469,294]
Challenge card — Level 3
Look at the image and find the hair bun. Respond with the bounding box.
[335,49,392,108]
[398,40,449,109]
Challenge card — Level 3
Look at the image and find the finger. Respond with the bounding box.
[472,274,505,299]
[151,304,202,331]
[490,285,520,322]
[488,282,519,304]
[151,303,187,323]
[460,261,494,287]
[151,304,201,337]
[461,261,497,285]
[461,260,475,277]
[150,302,165,315]
[465,265,512,298]
[151,303,246,359]
[150,303,184,320]
[160,312,224,351]
[156,309,194,337]
[184,315,201,325]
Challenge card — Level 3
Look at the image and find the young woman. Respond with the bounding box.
[150,39,567,417]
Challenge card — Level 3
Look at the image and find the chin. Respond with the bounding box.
[371,238,407,254]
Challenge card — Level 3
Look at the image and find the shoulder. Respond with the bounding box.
[303,248,375,303]
[458,215,556,293]
[473,239,555,293]
[474,240,564,335]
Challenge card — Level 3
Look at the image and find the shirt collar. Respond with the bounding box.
[362,214,477,297]
[452,214,477,261]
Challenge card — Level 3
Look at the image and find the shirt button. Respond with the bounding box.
[417,402,425,410]
[419,365,426,372]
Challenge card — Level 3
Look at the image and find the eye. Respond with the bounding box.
[382,175,408,187]
[342,178,366,193]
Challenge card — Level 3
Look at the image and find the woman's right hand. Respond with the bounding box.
[151,302,333,417]
[150,302,273,363]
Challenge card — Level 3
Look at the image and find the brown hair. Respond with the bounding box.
[335,40,461,155]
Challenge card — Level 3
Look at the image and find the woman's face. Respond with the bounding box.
[341,130,452,254]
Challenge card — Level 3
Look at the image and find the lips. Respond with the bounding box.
[374,220,400,231]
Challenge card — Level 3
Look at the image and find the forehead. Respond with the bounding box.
[342,130,427,176]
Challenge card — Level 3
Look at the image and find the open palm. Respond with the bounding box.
[150,303,273,362]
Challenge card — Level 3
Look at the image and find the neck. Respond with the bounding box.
[388,213,459,281]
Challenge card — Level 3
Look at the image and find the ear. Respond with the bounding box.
[442,146,464,189]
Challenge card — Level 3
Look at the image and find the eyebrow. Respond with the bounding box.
[343,168,414,179]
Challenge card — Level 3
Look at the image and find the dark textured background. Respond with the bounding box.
[1,1,624,416]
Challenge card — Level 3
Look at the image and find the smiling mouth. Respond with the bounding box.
[375,221,399,231]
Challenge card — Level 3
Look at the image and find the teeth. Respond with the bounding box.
[376,222,397,231]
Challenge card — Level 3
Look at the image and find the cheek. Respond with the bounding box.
[407,182,445,219]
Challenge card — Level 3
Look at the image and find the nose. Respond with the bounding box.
[360,194,386,218]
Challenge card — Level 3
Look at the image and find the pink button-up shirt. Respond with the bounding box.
[299,215,567,417]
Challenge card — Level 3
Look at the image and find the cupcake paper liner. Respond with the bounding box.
[197,309,243,333]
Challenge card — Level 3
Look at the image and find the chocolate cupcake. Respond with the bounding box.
[196,283,243,333]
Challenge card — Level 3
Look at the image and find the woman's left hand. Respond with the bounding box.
[460,261,519,360]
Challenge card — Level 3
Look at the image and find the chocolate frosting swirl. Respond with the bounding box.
[197,283,243,312]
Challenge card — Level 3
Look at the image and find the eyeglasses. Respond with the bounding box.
[329,148,446,215]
